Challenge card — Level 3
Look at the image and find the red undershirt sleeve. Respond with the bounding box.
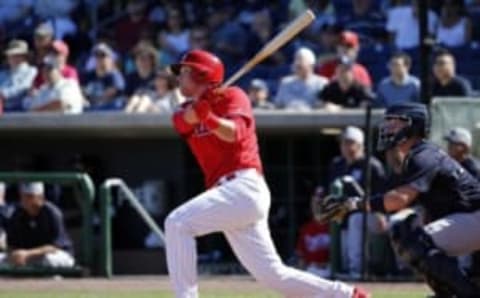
[172,110,194,136]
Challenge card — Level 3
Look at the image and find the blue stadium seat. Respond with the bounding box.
[457,59,480,76]
[266,65,291,80]
[358,44,391,66]
[367,63,389,86]
[441,45,472,62]
[265,78,279,97]
[470,12,480,42]
[332,0,353,18]
[466,75,480,91]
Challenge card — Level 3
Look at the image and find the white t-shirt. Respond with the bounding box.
[26,78,84,113]
[387,6,438,49]
[437,18,468,47]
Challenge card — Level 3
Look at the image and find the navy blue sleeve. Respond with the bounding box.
[462,158,480,181]
[370,158,387,194]
[48,207,72,252]
[6,210,21,248]
[402,153,438,193]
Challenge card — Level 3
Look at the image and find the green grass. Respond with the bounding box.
[0,290,428,298]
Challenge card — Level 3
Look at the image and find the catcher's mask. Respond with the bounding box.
[377,103,429,152]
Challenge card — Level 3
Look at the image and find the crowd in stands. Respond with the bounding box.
[0,0,479,114]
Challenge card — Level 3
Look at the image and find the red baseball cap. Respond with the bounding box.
[340,31,359,48]
[51,40,69,56]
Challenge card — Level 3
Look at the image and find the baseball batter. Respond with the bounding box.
[165,49,368,298]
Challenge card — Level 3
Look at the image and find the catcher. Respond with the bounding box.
[316,103,480,297]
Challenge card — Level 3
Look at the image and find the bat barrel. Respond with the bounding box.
[221,9,315,88]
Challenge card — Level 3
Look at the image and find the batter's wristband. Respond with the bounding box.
[204,113,221,131]
[369,194,386,213]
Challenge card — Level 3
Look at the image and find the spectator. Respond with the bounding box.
[125,68,183,114]
[470,0,480,11]
[83,37,120,74]
[115,1,152,54]
[327,126,387,200]
[338,0,386,40]
[327,126,387,279]
[376,52,420,107]
[289,0,336,35]
[82,43,126,110]
[0,1,31,26]
[125,42,158,96]
[153,31,175,69]
[319,58,374,110]
[158,8,190,59]
[248,79,275,110]
[236,0,270,27]
[33,0,78,39]
[275,47,329,110]
[247,10,286,66]
[24,55,84,113]
[33,23,55,66]
[33,40,79,89]
[432,50,472,97]
[296,187,331,278]
[386,0,438,49]
[437,0,472,47]
[316,30,372,87]
[188,25,210,51]
[444,127,480,180]
[443,126,480,273]
[0,40,37,112]
[208,6,249,68]
[317,23,343,55]
[3,182,74,268]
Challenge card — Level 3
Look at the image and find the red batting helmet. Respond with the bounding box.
[171,50,224,85]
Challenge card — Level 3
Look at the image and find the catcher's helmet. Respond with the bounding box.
[377,102,429,151]
[170,50,224,85]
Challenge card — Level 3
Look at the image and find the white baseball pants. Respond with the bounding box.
[165,169,354,298]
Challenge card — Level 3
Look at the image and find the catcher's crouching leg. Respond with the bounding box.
[390,215,480,298]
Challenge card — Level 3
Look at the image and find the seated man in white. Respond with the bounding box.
[274,47,328,110]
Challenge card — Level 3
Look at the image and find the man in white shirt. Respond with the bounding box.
[24,55,84,113]
[0,39,37,111]
[275,47,329,110]
[386,0,438,49]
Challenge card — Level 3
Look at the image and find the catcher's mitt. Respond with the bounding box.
[313,194,363,223]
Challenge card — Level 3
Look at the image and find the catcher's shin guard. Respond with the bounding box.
[424,275,455,298]
[391,216,480,298]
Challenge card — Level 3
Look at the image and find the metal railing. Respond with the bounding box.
[0,172,95,270]
[99,178,165,277]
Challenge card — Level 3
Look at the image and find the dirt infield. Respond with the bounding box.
[0,275,429,293]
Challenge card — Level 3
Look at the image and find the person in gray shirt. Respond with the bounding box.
[376,52,420,108]
[275,47,329,110]
[0,40,38,112]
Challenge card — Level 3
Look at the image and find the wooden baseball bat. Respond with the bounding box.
[222,9,316,88]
